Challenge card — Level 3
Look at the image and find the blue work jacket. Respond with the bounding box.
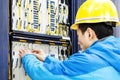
[22,36,120,80]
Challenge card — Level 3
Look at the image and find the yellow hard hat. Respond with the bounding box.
[71,0,120,30]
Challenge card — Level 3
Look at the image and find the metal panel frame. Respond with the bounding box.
[70,0,85,53]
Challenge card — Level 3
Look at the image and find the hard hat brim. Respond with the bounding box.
[71,23,79,30]
[116,22,120,26]
[71,21,120,30]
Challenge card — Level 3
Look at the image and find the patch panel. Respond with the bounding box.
[11,40,70,80]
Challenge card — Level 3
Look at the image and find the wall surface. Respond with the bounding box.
[0,0,9,80]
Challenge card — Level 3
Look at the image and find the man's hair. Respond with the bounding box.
[78,22,115,39]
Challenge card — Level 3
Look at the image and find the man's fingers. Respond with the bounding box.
[19,49,25,54]
[19,49,26,58]
[19,50,23,58]
[32,50,40,54]
[19,53,22,57]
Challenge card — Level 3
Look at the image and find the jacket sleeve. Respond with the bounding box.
[44,56,61,64]
[22,52,100,79]
[22,54,66,80]
[22,54,53,80]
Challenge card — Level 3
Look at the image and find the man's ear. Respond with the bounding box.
[85,27,95,40]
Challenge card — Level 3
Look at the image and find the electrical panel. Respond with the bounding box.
[9,0,70,80]
[11,0,69,37]
[10,39,69,80]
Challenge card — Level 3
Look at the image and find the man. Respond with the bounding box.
[19,0,120,80]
